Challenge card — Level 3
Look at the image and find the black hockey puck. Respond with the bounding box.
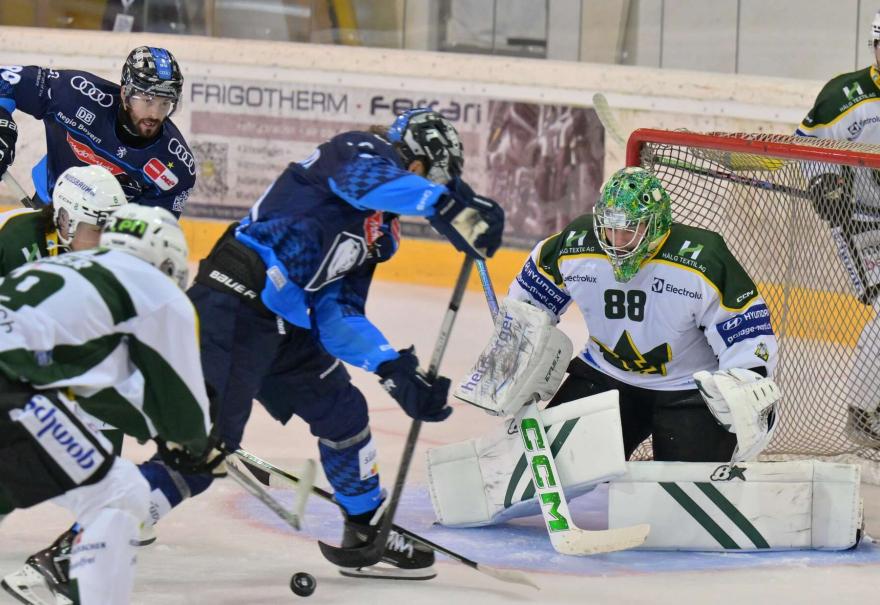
[290,572,316,597]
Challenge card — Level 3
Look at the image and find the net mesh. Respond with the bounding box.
[629,130,880,462]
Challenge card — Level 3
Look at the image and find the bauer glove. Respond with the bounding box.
[0,108,17,179]
[376,346,453,422]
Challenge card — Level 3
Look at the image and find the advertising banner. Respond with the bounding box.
[181,76,604,247]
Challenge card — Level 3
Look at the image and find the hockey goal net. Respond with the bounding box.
[627,129,880,463]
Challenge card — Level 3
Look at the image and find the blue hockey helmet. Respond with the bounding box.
[387,108,464,184]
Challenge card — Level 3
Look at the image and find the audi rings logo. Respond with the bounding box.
[722,316,743,331]
[169,138,195,175]
[70,76,113,108]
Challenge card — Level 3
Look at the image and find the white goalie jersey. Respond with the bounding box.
[508,215,778,390]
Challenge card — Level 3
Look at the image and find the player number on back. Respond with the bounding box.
[0,270,65,311]
[0,65,23,85]
[603,289,646,322]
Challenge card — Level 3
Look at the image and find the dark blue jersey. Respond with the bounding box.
[236,130,448,371]
[0,66,194,216]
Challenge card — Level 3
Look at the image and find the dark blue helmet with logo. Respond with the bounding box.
[387,108,464,184]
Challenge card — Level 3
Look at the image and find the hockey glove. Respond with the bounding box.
[376,346,453,422]
[156,436,228,477]
[429,178,505,259]
[0,109,17,179]
[807,169,853,225]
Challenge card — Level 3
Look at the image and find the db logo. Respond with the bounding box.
[75,106,96,126]
[144,158,178,191]
[70,76,113,108]
[722,316,743,331]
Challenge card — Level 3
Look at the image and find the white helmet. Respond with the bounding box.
[53,165,127,248]
[871,10,880,46]
[100,205,189,289]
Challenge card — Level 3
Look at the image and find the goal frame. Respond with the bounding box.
[625,128,880,170]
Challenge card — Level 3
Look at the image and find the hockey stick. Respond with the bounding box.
[224,453,316,531]
[2,172,35,208]
[474,259,650,555]
[319,255,474,568]
[592,93,627,147]
[235,449,538,589]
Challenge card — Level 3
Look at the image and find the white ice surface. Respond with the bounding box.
[2,279,879,605]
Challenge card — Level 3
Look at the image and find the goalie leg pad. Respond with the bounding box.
[455,298,573,416]
[427,390,626,527]
[608,460,861,551]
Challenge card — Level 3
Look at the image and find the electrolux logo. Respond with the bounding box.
[651,277,664,293]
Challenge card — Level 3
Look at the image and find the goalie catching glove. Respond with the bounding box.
[454,298,572,417]
[693,368,780,462]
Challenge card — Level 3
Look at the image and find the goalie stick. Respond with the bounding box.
[474,259,650,555]
[319,255,474,568]
[2,172,35,208]
[235,448,538,589]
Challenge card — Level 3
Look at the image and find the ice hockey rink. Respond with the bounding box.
[1,278,879,605]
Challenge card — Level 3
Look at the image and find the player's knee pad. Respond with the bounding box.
[318,425,381,516]
[138,457,214,526]
[427,391,627,527]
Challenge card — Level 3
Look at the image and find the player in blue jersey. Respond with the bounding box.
[0,46,194,216]
[137,108,503,581]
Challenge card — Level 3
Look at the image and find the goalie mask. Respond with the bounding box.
[52,165,127,250]
[100,205,189,289]
[387,108,464,184]
[594,167,671,283]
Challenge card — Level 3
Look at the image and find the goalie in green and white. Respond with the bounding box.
[426,168,861,552]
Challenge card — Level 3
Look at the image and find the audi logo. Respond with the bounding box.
[69,76,114,108]
[722,317,743,331]
[169,138,195,175]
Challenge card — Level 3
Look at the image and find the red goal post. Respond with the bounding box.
[624,128,880,463]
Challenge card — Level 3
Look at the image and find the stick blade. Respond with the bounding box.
[318,539,384,568]
[476,564,540,590]
[553,523,650,556]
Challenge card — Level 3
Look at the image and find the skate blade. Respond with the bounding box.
[338,563,437,581]
[1,567,61,605]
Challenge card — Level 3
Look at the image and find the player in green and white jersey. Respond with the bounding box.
[795,11,880,446]
[0,165,126,276]
[0,205,217,605]
[795,12,880,144]
[509,167,779,462]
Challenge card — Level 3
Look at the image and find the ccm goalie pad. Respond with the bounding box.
[427,391,626,527]
[608,460,862,550]
[454,298,572,416]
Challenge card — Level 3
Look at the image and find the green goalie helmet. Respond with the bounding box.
[593,167,672,283]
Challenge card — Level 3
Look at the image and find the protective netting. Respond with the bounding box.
[628,130,880,462]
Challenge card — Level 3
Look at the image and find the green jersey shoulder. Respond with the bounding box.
[536,214,603,283]
[800,66,880,131]
[653,223,758,309]
[0,207,59,276]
